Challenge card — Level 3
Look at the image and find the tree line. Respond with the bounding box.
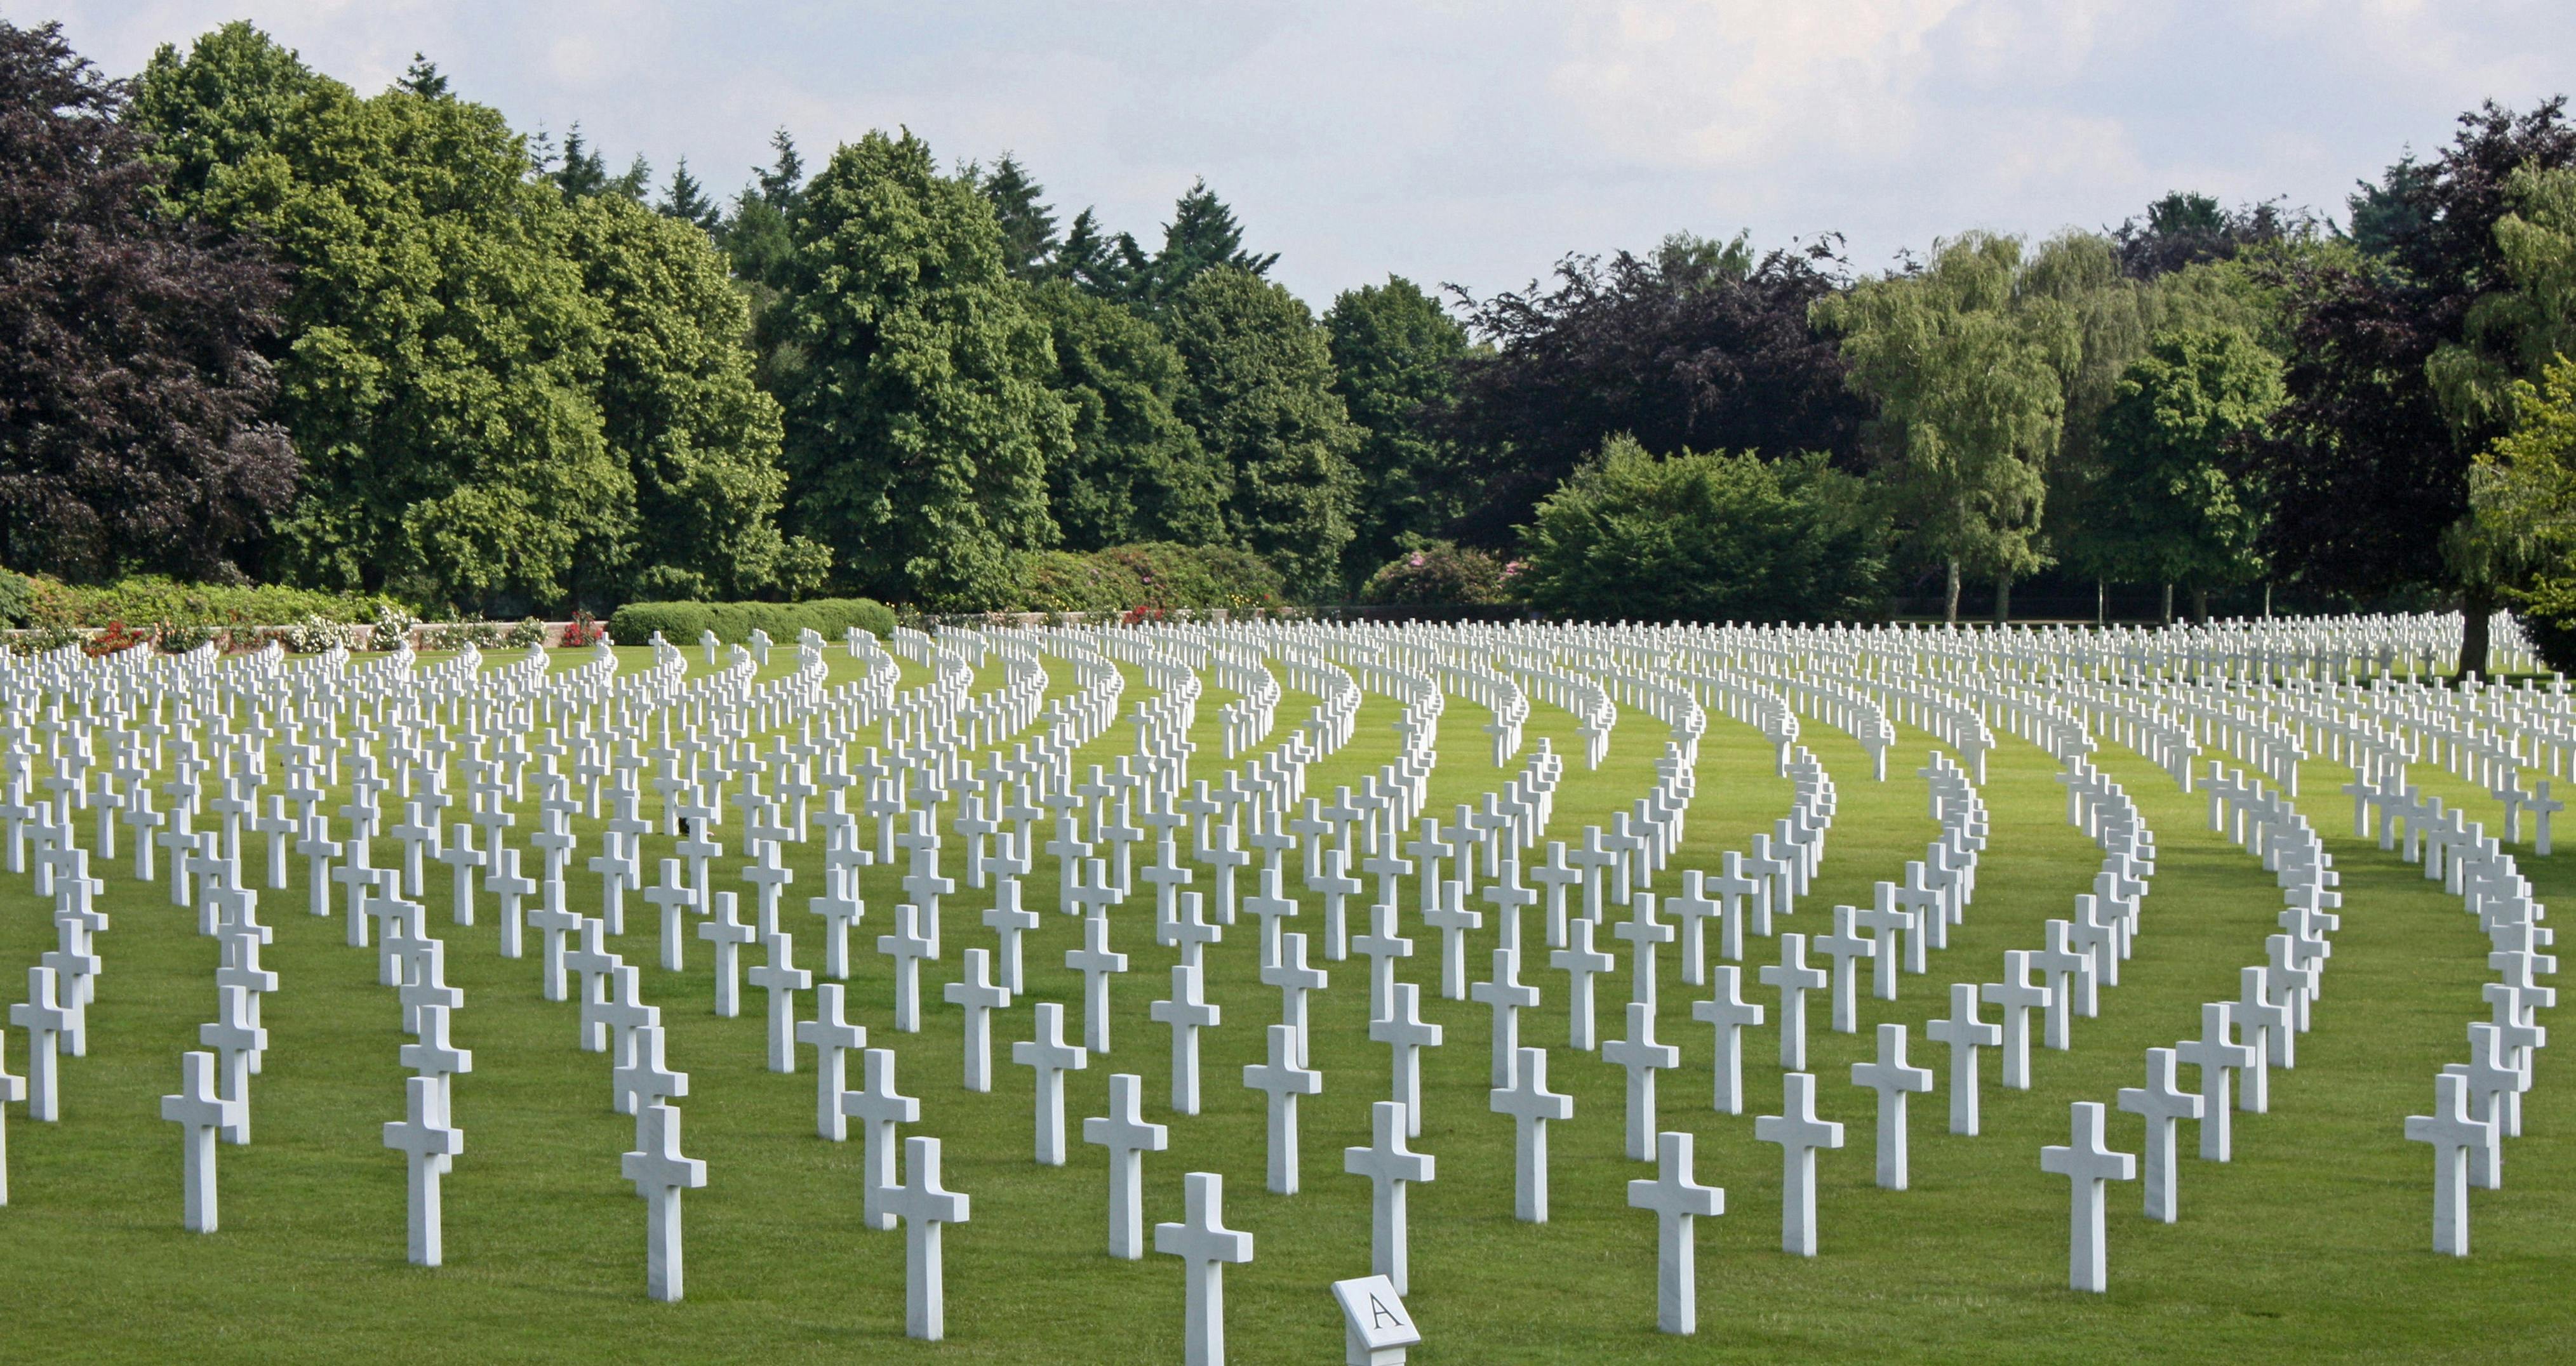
[6,20,2576,665]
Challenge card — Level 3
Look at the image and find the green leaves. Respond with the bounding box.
[1166,267,1360,600]
[778,131,1070,609]
[1812,234,2067,595]
[1517,437,1888,623]
[2085,326,2284,590]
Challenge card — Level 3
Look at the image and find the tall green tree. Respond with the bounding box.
[1144,179,1274,307]
[564,193,817,600]
[972,154,1058,279]
[1516,437,1889,623]
[133,22,631,611]
[777,130,1070,607]
[1445,236,1865,545]
[0,20,297,580]
[1165,266,1359,597]
[1324,276,1471,581]
[2075,327,2284,618]
[1812,233,2076,621]
[1027,280,1225,549]
[658,157,718,232]
[2248,99,2576,675]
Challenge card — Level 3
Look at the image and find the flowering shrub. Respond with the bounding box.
[505,616,548,647]
[278,614,354,654]
[84,620,150,656]
[156,621,217,653]
[368,602,419,650]
[420,621,504,652]
[1358,542,1512,606]
[561,611,604,647]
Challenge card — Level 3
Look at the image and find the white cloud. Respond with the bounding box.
[35,0,2576,299]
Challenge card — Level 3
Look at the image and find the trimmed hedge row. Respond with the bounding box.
[608,597,896,647]
[1,571,397,630]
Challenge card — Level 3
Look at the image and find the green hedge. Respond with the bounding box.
[1090,542,1286,610]
[608,597,895,647]
[12,574,397,630]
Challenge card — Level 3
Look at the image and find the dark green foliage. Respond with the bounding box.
[1518,437,1889,623]
[775,131,1067,608]
[0,20,298,581]
[2110,192,2312,279]
[1028,280,1225,549]
[0,566,32,625]
[1325,277,1472,583]
[133,24,631,611]
[974,154,1058,278]
[1165,267,1359,599]
[1446,239,1865,545]
[2077,327,2283,594]
[1357,542,1511,606]
[563,192,804,602]
[658,157,718,232]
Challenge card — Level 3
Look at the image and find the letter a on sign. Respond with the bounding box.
[1332,1275,1422,1366]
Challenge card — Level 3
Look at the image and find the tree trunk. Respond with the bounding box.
[2192,586,2210,623]
[2459,583,2496,682]
[1944,558,1961,625]
[2160,583,2173,625]
[1994,576,2012,625]
[2262,582,2272,620]
[2095,579,2106,628]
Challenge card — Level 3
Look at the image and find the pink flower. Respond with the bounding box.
[1409,554,1425,567]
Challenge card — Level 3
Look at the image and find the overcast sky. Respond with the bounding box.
[43,1,2576,305]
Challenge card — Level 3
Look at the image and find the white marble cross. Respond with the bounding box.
[749,932,813,1073]
[1371,982,1443,1137]
[1925,983,2001,1136]
[1760,933,1829,1070]
[1690,964,1763,1116]
[1155,1170,1255,1366]
[1261,931,1329,1068]
[876,901,935,1033]
[1151,962,1222,1115]
[1243,1023,1323,1193]
[797,983,867,1140]
[200,984,266,1144]
[1815,904,1876,1035]
[1980,951,2052,1090]
[2177,1002,2253,1161]
[1468,946,1539,1087]
[382,1073,462,1265]
[1013,1001,1088,1165]
[161,1050,242,1233]
[1065,914,1128,1054]
[886,1135,971,1340]
[1344,1100,1434,1295]
[1603,1000,1679,1161]
[981,877,1041,993]
[842,1048,919,1231]
[1083,1072,1169,1259]
[2039,1101,2136,1292]
[1627,1130,1723,1334]
[2405,1070,2493,1256]
[1850,1023,1933,1190]
[1752,1071,1843,1257]
[1490,1045,1572,1223]
[9,965,68,1121]
[1549,916,1614,1051]
[2116,1045,2202,1222]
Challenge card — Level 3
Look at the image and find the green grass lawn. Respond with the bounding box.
[0,644,2565,1363]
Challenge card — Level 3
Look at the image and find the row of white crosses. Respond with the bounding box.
[0,609,2547,1348]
